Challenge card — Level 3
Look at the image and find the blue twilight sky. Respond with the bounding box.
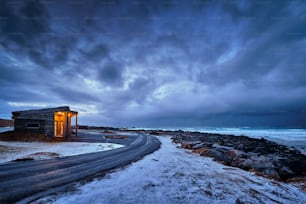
[0,0,306,128]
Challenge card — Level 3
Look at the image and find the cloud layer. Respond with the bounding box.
[1,0,306,127]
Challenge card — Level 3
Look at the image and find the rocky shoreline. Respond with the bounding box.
[143,130,306,182]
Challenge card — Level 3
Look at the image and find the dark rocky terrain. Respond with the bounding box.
[0,131,53,142]
[146,130,306,182]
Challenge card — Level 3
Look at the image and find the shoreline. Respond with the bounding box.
[1,127,305,183]
[35,136,306,203]
[123,127,306,155]
[122,129,306,183]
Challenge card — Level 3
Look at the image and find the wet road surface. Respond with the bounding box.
[0,131,160,203]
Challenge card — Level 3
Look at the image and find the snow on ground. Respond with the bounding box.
[0,141,123,164]
[0,127,13,133]
[36,136,306,204]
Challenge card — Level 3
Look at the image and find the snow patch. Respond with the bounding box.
[35,137,306,204]
[0,127,13,133]
[0,141,123,164]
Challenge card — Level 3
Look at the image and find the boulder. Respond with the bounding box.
[181,141,201,149]
[192,147,210,156]
[278,166,295,180]
[170,130,306,181]
[261,168,280,180]
[206,148,233,164]
[212,143,232,150]
[192,143,207,149]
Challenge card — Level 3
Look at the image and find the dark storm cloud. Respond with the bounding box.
[201,11,306,88]
[0,63,30,85]
[126,76,156,104]
[0,0,80,70]
[32,36,77,68]
[140,111,306,128]
[98,58,125,87]
[0,0,49,47]
[80,44,109,62]
[1,0,305,127]
[51,86,101,103]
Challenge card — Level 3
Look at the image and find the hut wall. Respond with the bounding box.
[14,112,54,138]
[45,119,54,138]
[14,119,46,134]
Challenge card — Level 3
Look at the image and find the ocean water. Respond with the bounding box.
[183,127,306,141]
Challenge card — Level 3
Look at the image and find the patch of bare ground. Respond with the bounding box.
[0,144,26,153]
[12,152,61,162]
[105,135,128,139]
[101,130,114,134]
[0,131,53,142]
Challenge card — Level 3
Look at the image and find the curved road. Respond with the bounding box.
[0,132,160,203]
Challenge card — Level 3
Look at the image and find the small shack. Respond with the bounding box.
[12,106,78,140]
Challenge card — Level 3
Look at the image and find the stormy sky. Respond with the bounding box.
[1,0,306,128]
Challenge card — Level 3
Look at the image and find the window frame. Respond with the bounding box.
[26,122,40,129]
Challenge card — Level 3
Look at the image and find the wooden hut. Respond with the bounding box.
[12,106,78,140]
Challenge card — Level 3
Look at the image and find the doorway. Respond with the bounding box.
[54,112,65,137]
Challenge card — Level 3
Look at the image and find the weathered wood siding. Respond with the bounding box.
[14,119,46,134]
[13,111,54,138]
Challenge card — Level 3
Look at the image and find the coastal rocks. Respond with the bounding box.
[278,166,295,179]
[170,131,306,182]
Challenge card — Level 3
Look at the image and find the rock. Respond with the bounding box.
[192,147,210,156]
[239,158,253,170]
[13,158,34,162]
[192,143,207,149]
[261,168,280,180]
[181,141,200,149]
[231,158,246,168]
[170,130,306,181]
[227,149,244,159]
[212,143,232,150]
[181,142,193,149]
[278,166,295,180]
[237,156,281,179]
[206,148,233,164]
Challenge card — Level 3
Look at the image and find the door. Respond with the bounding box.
[54,120,64,137]
[60,121,64,136]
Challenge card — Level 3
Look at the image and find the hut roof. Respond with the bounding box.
[12,106,78,119]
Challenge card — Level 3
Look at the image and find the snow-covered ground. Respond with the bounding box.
[0,127,13,133]
[0,141,123,164]
[36,136,306,204]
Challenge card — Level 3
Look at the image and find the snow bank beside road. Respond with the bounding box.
[36,136,305,204]
[0,142,123,164]
[0,127,13,133]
